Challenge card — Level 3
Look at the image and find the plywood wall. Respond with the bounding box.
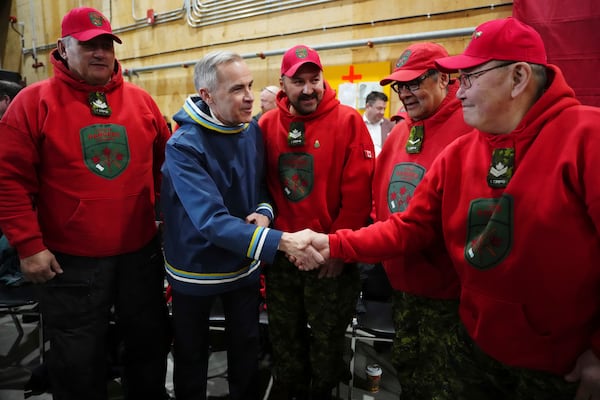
[4,0,512,120]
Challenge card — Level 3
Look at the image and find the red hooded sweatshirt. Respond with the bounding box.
[330,65,600,375]
[260,82,374,233]
[0,50,170,258]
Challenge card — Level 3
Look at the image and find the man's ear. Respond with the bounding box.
[198,88,211,104]
[510,62,533,97]
[56,40,67,59]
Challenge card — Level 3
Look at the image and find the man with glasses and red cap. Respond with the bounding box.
[0,7,171,399]
[374,42,473,399]
[259,44,374,399]
[294,17,600,399]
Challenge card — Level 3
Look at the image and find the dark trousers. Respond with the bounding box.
[171,283,260,400]
[38,238,169,400]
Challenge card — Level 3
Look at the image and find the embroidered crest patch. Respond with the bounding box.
[387,162,426,213]
[464,195,513,270]
[278,153,313,202]
[395,50,412,68]
[80,124,130,179]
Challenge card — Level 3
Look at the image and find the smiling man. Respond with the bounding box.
[160,51,324,400]
[259,45,375,398]
[299,17,600,400]
[373,41,474,399]
[0,7,172,399]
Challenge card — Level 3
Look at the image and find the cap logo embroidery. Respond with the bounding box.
[89,12,105,27]
[472,30,483,39]
[295,47,308,59]
[395,50,411,68]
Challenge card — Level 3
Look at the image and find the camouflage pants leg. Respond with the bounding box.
[304,261,360,392]
[391,292,460,400]
[266,253,360,393]
[266,253,312,392]
[448,324,578,400]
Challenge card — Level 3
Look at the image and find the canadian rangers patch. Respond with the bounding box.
[387,162,425,213]
[80,124,129,179]
[464,195,513,270]
[278,153,313,202]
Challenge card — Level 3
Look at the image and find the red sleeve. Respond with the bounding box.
[0,92,46,257]
[152,106,171,219]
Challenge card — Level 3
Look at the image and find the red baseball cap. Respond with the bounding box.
[435,17,546,72]
[380,42,449,85]
[61,7,122,44]
[281,45,323,77]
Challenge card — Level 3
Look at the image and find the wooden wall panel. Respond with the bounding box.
[8,0,512,119]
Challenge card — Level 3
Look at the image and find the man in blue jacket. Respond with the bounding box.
[160,50,322,400]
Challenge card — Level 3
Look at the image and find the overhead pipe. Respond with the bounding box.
[187,0,336,27]
[131,0,186,23]
[122,26,475,77]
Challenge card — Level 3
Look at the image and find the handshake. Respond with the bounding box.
[279,229,331,271]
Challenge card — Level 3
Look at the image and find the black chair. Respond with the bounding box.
[0,283,45,365]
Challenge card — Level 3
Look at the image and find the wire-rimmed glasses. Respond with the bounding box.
[457,62,515,89]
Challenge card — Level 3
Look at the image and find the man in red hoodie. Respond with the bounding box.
[374,42,473,399]
[0,7,171,399]
[296,17,600,399]
[259,45,374,399]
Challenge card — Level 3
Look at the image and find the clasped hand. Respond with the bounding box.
[279,229,330,271]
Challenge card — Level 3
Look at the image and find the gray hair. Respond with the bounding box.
[193,51,244,92]
[530,63,548,100]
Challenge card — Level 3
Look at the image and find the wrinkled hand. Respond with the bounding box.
[318,257,343,279]
[565,349,600,399]
[20,249,63,284]
[246,212,271,227]
[279,229,325,270]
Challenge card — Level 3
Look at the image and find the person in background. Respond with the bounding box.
[0,80,24,119]
[301,17,600,399]
[363,90,395,156]
[160,50,323,400]
[259,44,375,399]
[0,7,171,400]
[375,42,474,399]
[253,85,279,121]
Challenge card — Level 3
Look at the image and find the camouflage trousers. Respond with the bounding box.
[265,252,360,393]
[391,292,461,400]
[391,291,578,400]
[449,323,577,400]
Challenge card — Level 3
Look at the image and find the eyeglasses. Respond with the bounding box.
[457,62,515,89]
[391,70,436,93]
